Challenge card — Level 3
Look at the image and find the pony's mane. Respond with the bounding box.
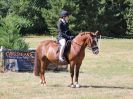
[79,32,95,36]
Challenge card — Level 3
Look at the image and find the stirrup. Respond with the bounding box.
[59,57,66,62]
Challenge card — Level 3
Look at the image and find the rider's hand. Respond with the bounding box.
[70,36,74,39]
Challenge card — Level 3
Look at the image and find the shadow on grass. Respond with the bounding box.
[44,84,133,90]
[81,85,133,90]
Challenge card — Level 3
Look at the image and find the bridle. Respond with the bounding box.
[73,40,82,47]
[87,36,99,50]
[72,33,99,51]
[72,37,97,46]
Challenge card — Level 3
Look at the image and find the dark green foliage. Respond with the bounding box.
[0,0,132,37]
[73,0,101,32]
[126,2,133,34]
[0,0,49,35]
[41,0,77,35]
[0,14,29,50]
[100,0,131,37]
[19,6,49,35]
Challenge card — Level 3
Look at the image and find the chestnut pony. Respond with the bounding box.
[34,31,99,88]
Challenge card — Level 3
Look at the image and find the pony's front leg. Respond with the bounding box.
[70,64,75,88]
[74,63,81,88]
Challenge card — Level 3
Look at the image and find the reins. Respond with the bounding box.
[72,40,82,47]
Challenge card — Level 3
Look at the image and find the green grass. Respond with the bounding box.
[80,39,133,76]
[0,37,133,99]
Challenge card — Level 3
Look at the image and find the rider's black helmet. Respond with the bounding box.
[60,10,70,18]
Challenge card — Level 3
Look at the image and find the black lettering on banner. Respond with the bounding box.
[3,50,35,71]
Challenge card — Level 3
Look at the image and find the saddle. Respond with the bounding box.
[57,40,72,61]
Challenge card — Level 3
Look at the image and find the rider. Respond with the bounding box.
[57,10,74,62]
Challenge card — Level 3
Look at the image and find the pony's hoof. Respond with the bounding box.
[70,84,75,88]
[41,83,47,86]
[40,81,46,85]
[74,82,80,88]
[43,84,47,86]
[75,84,80,88]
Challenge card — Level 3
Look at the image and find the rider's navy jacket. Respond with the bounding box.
[57,19,73,41]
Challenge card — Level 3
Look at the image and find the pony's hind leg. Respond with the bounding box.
[40,59,47,85]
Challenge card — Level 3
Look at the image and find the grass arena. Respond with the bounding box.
[0,36,133,99]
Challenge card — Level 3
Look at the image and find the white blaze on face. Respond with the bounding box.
[92,36,99,55]
[95,37,98,47]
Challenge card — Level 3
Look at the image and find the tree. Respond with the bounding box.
[18,0,50,35]
[0,14,29,50]
[0,0,50,35]
[100,0,130,37]
[0,0,132,37]
[72,0,102,33]
[125,1,133,34]
[41,0,66,35]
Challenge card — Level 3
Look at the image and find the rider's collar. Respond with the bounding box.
[60,18,67,24]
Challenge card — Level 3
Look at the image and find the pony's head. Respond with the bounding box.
[86,31,99,55]
[74,31,99,55]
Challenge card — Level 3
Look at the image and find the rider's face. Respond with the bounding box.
[64,16,69,22]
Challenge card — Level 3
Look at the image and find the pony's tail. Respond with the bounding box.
[34,51,40,76]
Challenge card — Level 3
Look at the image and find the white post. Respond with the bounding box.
[51,36,54,40]
[0,46,4,71]
[0,46,3,52]
[98,35,101,51]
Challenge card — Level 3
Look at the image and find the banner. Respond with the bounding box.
[3,50,35,71]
